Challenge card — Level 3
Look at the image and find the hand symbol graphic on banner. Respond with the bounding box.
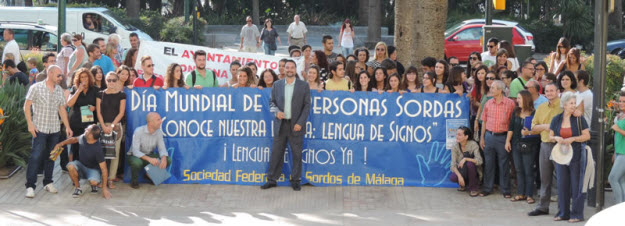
[415,142,452,186]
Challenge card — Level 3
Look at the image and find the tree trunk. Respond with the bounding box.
[414,0,448,67]
[173,0,185,17]
[148,0,162,11]
[394,0,418,67]
[366,0,381,48]
[252,0,260,25]
[358,0,369,25]
[127,0,140,18]
[610,0,623,31]
[24,0,32,6]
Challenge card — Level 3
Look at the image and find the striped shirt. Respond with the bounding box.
[481,96,515,133]
[25,80,66,133]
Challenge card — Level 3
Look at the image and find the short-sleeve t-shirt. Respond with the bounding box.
[324,78,351,91]
[77,135,105,169]
[241,24,260,48]
[97,90,126,123]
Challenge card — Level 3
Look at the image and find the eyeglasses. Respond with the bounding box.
[106,79,118,83]
[487,45,495,48]
[470,57,478,61]
[485,77,497,80]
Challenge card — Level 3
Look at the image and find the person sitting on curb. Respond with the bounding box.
[54,124,111,199]
[450,126,482,197]
[128,112,171,189]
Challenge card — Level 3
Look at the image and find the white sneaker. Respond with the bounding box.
[44,183,58,193]
[25,188,35,198]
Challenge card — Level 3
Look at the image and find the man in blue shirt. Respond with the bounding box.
[91,38,115,74]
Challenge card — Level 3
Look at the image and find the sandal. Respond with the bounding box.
[553,217,569,221]
[527,197,535,204]
[470,191,479,197]
[568,219,583,223]
[479,191,490,197]
[457,186,466,192]
[108,180,116,189]
[510,195,526,202]
[503,193,512,199]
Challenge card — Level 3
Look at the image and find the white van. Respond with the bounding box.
[0,7,153,49]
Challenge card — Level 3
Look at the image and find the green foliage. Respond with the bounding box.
[160,17,206,45]
[0,83,31,168]
[22,51,45,72]
[107,8,166,40]
[559,0,594,50]
[518,20,563,53]
[584,54,625,105]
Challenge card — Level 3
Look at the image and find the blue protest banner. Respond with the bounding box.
[123,88,470,187]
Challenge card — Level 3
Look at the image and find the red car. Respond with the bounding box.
[444,21,532,62]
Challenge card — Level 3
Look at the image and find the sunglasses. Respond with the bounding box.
[72,39,78,42]
[146,64,155,68]
[106,79,118,83]
[450,63,459,67]
[57,74,63,78]
[487,45,495,48]
[485,77,497,80]
[470,57,478,60]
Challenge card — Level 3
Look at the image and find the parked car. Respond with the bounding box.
[607,39,625,55]
[0,7,152,49]
[0,22,58,57]
[444,19,535,62]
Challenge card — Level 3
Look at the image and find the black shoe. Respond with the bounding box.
[260,182,277,189]
[90,185,98,193]
[130,181,140,189]
[528,209,549,216]
[291,182,301,191]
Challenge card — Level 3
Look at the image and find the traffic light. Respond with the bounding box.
[493,0,505,10]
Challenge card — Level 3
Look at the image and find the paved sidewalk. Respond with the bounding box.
[0,163,615,226]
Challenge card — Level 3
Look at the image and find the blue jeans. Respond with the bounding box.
[609,154,625,203]
[555,148,586,220]
[264,44,276,55]
[25,132,60,189]
[482,132,510,194]
[512,141,538,197]
[342,47,353,57]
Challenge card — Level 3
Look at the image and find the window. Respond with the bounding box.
[32,31,58,51]
[454,28,482,41]
[83,13,115,34]
[0,28,29,50]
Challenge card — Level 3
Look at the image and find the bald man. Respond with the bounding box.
[128,112,171,189]
[23,65,73,198]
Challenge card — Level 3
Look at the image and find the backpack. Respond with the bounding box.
[191,70,217,87]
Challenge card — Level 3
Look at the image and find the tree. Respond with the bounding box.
[366,0,381,48]
[395,0,447,69]
[609,0,623,32]
[358,0,369,25]
[252,0,260,25]
[127,0,140,18]
[394,0,418,67]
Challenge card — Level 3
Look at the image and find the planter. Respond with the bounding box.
[0,165,22,179]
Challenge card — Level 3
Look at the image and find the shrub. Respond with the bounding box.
[108,8,167,41]
[0,83,31,168]
[518,20,563,54]
[160,17,206,45]
[22,51,45,72]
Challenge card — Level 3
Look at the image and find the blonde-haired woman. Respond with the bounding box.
[366,42,388,75]
[105,42,120,68]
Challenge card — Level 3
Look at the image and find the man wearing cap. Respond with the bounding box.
[527,83,562,216]
[479,80,515,197]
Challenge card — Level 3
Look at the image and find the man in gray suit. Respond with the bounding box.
[261,59,311,191]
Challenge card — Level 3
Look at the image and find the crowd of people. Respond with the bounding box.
[1,15,625,223]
